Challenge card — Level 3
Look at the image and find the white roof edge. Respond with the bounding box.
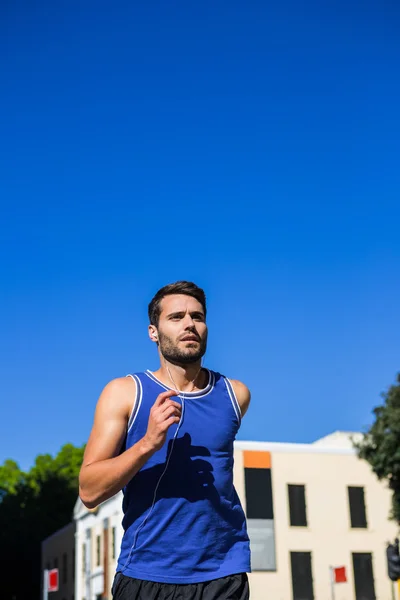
[234,440,356,455]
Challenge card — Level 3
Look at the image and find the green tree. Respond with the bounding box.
[0,442,85,600]
[355,373,400,524]
[0,459,24,499]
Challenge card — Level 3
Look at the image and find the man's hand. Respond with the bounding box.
[142,390,182,452]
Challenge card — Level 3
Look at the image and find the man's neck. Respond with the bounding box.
[154,361,205,392]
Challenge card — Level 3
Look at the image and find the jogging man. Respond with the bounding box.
[79,281,251,599]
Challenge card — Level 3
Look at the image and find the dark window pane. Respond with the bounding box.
[244,468,273,519]
[288,484,307,526]
[63,552,67,583]
[348,487,367,528]
[352,553,376,600]
[290,552,314,600]
[96,535,101,567]
[112,527,116,560]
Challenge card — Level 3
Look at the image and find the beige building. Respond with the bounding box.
[73,432,399,600]
[236,432,398,600]
[41,521,76,600]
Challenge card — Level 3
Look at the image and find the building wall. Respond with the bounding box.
[74,435,399,600]
[41,522,76,600]
[234,442,398,600]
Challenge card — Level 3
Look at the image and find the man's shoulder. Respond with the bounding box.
[209,371,249,392]
[103,375,136,394]
[210,370,249,392]
[222,376,251,417]
[96,376,137,414]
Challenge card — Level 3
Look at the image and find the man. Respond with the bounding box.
[79,281,251,600]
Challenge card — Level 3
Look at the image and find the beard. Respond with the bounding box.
[158,330,207,365]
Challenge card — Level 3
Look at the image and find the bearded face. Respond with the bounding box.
[149,294,208,365]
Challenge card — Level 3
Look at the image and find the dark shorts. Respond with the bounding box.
[112,572,249,600]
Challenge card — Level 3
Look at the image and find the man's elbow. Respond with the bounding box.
[79,486,99,510]
[78,468,100,509]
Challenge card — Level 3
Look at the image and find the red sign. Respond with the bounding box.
[333,566,347,583]
[48,569,59,592]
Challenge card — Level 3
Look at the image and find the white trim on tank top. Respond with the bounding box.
[223,377,242,424]
[125,374,143,432]
[144,369,215,399]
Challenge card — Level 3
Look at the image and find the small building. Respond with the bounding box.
[74,493,123,600]
[41,521,76,600]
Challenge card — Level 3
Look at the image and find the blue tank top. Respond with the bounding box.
[116,369,251,584]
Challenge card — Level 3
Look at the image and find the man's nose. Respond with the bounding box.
[183,315,196,329]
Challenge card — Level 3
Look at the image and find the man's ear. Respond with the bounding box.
[148,325,158,343]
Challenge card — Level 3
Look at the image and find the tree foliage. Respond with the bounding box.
[0,459,24,499]
[355,372,400,524]
[0,443,85,600]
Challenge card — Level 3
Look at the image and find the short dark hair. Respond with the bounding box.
[148,281,207,326]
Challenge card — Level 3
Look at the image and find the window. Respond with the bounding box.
[63,552,67,584]
[352,553,376,600]
[348,486,367,528]
[96,535,101,567]
[112,527,116,560]
[54,557,58,569]
[244,455,276,571]
[290,552,314,600]
[46,562,51,571]
[244,468,274,519]
[288,484,307,526]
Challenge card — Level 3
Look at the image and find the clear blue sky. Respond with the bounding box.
[1,0,399,471]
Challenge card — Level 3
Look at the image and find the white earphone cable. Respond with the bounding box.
[122,362,202,569]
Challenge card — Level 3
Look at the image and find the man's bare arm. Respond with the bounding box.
[230,379,251,417]
[79,377,181,509]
